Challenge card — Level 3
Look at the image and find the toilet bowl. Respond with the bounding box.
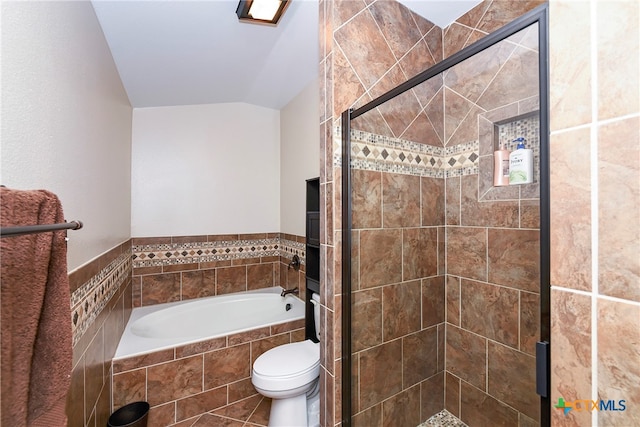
[252,292,321,427]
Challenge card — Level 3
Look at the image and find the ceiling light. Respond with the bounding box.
[236,0,289,25]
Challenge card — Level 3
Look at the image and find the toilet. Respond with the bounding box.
[252,292,321,427]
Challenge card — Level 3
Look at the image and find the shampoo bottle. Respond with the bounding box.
[508,137,533,184]
[493,145,510,186]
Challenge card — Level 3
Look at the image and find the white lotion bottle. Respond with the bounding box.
[508,137,533,184]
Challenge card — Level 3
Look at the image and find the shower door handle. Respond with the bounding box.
[536,341,550,398]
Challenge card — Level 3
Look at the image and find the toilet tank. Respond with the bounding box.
[311,293,320,341]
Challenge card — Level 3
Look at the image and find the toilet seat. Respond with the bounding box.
[252,340,319,391]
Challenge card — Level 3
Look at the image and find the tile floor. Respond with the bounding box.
[174,395,271,426]
[173,398,466,427]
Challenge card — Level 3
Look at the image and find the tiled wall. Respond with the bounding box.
[549,1,640,426]
[67,240,133,427]
[131,233,306,307]
[112,317,306,425]
[320,1,545,426]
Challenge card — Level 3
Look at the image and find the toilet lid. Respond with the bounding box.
[254,340,319,378]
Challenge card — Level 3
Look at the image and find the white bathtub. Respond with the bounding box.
[114,287,305,359]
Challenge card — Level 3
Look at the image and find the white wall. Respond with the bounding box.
[280,79,320,235]
[131,103,281,236]
[0,1,133,271]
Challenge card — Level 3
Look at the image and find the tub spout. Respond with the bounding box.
[281,287,299,297]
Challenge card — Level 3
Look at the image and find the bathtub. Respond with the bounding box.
[114,287,305,359]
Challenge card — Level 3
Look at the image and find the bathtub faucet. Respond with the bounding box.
[281,287,299,297]
[288,254,301,271]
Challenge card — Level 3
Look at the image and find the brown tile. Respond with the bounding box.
[333,9,397,88]
[597,0,640,120]
[461,279,519,348]
[550,289,591,427]
[164,262,199,273]
[353,404,382,427]
[445,372,460,418]
[399,39,437,82]
[445,35,516,105]
[176,386,227,422]
[181,269,215,300]
[401,110,443,146]
[359,340,403,408]
[84,326,105,411]
[381,385,421,427]
[438,226,445,276]
[444,23,474,60]
[460,175,519,228]
[443,87,473,145]
[216,266,247,295]
[598,117,640,302]
[446,325,486,390]
[247,396,271,426]
[176,337,227,359]
[421,177,445,226]
[352,288,382,353]
[446,275,461,326]
[112,368,146,409]
[488,228,540,293]
[246,263,275,291]
[476,1,545,34]
[488,341,539,420]
[193,414,244,427]
[141,273,181,306]
[520,199,540,229]
[446,227,487,282]
[270,318,305,336]
[132,236,171,246]
[148,401,175,426]
[352,169,382,229]
[376,84,424,139]
[67,357,85,427]
[598,298,640,427]
[383,280,422,341]
[147,355,203,406]
[228,378,258,403]
[113,349,175,373]
[212,395,262,422]
[425,88,445,145]
[460,381,519,427]
[402,328,438,388]
[359,229,402,289]
[382,173,421,228]
[422,276,445,328]
[520,291,539,356]
[549,128,591,291]
[203,344,250,390]
[403,227,438,281]
[476,47,539,112]
[420,372,445,422]
[368,0,422,60]
[333,47,366,120]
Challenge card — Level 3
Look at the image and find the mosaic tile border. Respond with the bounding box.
[71,250,131,346]
[418,410,468,427]
[132,236,305,269]
[334,126,479,177]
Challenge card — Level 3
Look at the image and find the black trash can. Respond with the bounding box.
[107,401,150,427]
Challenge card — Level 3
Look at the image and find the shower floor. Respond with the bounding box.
[418,410,468,427]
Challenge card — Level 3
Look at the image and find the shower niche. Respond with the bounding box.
[340,5,549,427]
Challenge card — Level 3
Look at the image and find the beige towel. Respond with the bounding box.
[1,187,72,427]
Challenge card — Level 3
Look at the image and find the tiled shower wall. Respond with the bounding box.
[319,1,545,426]
[549,1,640,426]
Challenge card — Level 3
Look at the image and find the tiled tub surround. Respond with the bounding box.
[67,240,133,427]
[111,310,306,425]
[328,7,542,427]
[131,233,306,307]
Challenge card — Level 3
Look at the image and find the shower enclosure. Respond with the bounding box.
[340,5,549,426]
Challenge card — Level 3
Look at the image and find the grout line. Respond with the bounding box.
[590,1,599,425]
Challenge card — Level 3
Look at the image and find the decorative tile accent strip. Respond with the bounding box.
[418,410,469,427]
[71,249,132,346]
[333,126,479,178]
[132,236,305,269]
